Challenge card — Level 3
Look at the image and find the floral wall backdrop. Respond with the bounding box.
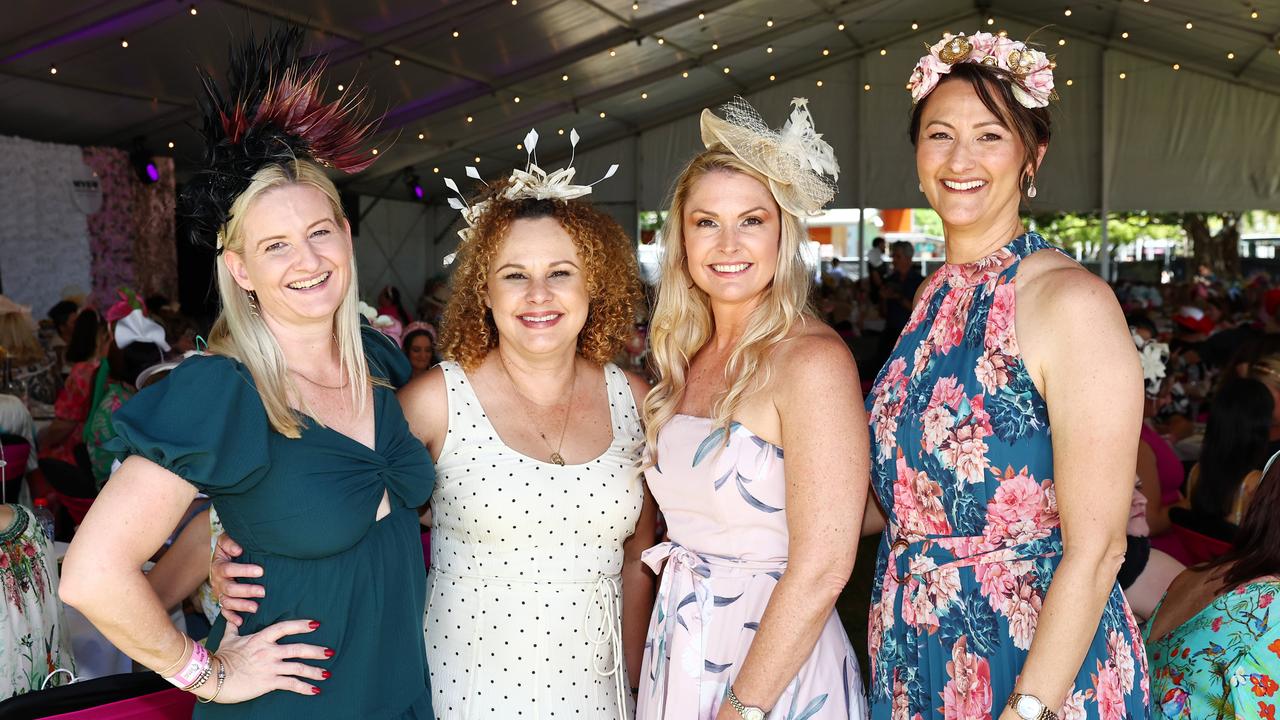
[81,148,176,308]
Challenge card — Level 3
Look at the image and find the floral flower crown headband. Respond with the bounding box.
[441,128,619,266]
[907,32,1057,109]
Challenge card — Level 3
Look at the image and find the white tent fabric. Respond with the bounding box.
[0,135,93,315]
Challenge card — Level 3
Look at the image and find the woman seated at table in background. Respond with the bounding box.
[1145,449,1280,718]
[1186,377,1274,528]
[0,295,58,406]
[0,501,76,700]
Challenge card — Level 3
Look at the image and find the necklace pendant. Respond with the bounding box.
[550,452,566,466]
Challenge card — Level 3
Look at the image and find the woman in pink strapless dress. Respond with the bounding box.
[637,97,870,720]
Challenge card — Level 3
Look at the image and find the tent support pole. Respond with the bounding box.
[1099,48,1112,281]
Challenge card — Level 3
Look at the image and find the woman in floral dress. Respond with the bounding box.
[1144,451,1280,719]
[862,34,1149,720]
[639,98,869,720]
[0,502,75,700]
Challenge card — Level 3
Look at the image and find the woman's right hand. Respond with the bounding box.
[196,619,332,702]
[210,533,265,626]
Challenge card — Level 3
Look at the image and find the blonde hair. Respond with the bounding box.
[207,159,371,438]
[642,148,811,462]
[0,313,43,364]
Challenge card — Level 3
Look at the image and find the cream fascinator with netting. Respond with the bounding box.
[699,97,839,217]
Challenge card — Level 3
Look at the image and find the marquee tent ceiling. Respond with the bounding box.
[3,0,1280,210]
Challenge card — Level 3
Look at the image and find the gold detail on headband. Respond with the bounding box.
[981,55,998,66]
[1008,49,1035,75]
[938,36,972,64]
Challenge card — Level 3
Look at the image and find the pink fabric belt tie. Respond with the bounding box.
[883,525,1064,584]
[640,541,788,714]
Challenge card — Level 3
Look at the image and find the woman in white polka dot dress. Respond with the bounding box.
[398,177,658,719]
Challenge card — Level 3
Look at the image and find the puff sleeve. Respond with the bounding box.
[109,354,271,495]
[361,324,412,389]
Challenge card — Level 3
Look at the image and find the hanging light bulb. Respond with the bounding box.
[698,11,705,19]
[815,79,823,87]
[1121,31,1129,39]
[1185,21,1193,29]
[452,29,460,38]
[766,46,774,53]
[121,38,129,48]
[879,48,887,56]
[1058,38,1067,46]
[189,4,198,15]
[911,21,919,30]
[987,17,995,25]
[837,21,846,31]
[417,132,425,140]
[722,66,731,74]
[393,57,401,66]
[167,141,175,149]
[863,83,871,91]
[641,92,648,99]
[821,47,830,56]
[769,74,776,81]
[681,70,689,78]
[1118,72,1127,79]
[711,43,719,50]
[562,74,570,81]
[1066,79,1074,86]
[466,115,474,123]
[1064,7,1072,17]
[49,64,57,75]
[1228,51,1236,59]
[765,17,774,27]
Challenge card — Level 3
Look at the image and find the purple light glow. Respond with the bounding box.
[413,185,425,199]
[145,163,159,182]
[2,1,171,65]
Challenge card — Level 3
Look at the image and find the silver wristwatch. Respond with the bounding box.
[1008,693,1058,720]
[727,686,766,720]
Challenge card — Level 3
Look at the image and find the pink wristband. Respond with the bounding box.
[168,641,210,689]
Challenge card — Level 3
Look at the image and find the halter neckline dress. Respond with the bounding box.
[864,232,1149,719]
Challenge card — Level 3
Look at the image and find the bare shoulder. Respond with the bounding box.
[774,318,859,389]
[398,366,448,423]
[1019,250,1113,312]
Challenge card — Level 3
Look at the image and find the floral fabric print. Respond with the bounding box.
[0,504,76,700]
[86,382,135,487]
[45,359,99,464]
[638,415,868,720]
[865,233,1150,720]
[1145,578,1280,719]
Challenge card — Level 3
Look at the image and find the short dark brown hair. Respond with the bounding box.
[909,63,1052,193]
[439,181,643,371]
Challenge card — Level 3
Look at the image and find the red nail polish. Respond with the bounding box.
[308,621,320,629]
[322,671,331,679]
[311,687,321,695]
[324,648,335,658]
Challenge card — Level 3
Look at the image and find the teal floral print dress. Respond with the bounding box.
[864,233,1150,720]
[1145,577,1280,719]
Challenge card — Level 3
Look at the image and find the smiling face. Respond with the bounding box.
[223,183,351,328]
[406,333,434,372]
[915,79,1044,236]
[682,169,782,309]
[486,216,589,357]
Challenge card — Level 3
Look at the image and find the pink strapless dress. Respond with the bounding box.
[637,414,868,719]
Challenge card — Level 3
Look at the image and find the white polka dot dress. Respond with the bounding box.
[425,361,644,720]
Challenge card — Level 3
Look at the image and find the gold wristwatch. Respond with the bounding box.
[727,686,765,720]
[1008,693,1058,720]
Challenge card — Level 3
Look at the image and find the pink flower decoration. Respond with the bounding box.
[1262,593,1274,608]
[907,31,1057,109]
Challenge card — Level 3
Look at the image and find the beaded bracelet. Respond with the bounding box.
[198,656,227,704]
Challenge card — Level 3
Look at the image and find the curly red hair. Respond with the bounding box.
[440,182,643,371]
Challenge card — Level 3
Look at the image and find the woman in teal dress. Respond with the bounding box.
[1145,450,1280,719]
[60,29,435,717]
[861,34,1149,720]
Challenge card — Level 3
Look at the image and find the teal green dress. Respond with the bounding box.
[112,326,435,719]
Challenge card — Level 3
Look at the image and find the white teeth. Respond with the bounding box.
[943,179,986,191]
[287,272,330,290]
[711,263,750,273]
[519,313,560,323]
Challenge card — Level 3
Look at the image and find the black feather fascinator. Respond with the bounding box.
[180,26,380,252]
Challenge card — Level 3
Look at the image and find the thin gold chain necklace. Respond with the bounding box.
[289,367,349,390]
[500,357,576,466]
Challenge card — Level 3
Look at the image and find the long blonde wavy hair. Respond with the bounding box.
[208,159,371,438]
[642,148,812,463]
